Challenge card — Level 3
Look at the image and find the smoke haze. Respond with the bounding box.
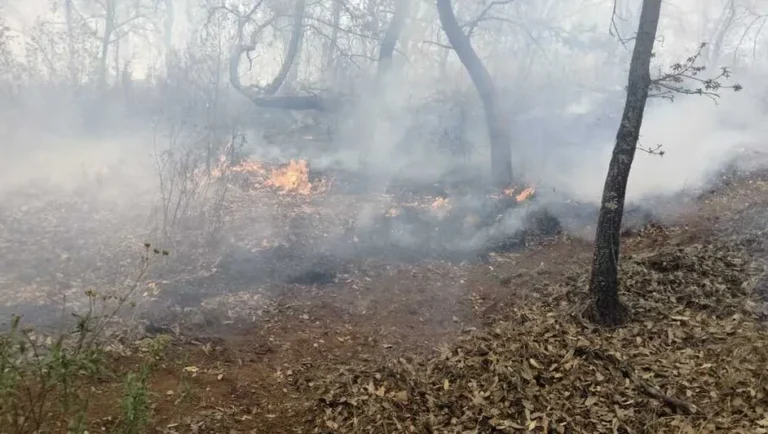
[0,0,766,324]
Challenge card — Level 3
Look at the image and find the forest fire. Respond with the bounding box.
[502,186,536,202]
[264,159,313,195]
[229,160,266,175]
[430,196,450,210]
[219,158,323,195]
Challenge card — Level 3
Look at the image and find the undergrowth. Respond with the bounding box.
[0,244,165,434]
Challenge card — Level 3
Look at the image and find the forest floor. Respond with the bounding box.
[2,164,768,433]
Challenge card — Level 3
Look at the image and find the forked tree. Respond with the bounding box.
[588,0,662,326]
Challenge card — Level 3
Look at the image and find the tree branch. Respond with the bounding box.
[648,43,742,104]
[225,0,333,111]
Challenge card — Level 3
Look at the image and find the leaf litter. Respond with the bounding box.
[307,230,768,433]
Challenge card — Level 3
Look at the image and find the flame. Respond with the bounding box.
[231,160,266,175]
[516,187,535,202]
[430,196,450,210]
[386,207,401,217]
[497,186,536,202]
[211,159,265,179]
[265,159,313,195]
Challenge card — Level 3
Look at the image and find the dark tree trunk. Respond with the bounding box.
[436,0,512,189]
[588,0,662,327]
[377,0,410,80]
[263,0,306,95]
[98,0,115,89]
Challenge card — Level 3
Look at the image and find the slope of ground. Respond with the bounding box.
[2,169,768,434]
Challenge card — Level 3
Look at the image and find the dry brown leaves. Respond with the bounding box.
[307,237,768,433]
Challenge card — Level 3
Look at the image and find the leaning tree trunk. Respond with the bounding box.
[436,0,512,189]
[588,0,662,327]
[264,0,306,95]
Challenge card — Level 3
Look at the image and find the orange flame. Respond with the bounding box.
[386,207,401,217]
[430,196,450,210]
[231,160,266,175]
[211,159,265,179]
[516,187,535,202]
[265,159,313,195]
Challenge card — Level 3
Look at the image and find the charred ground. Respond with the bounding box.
[1,159,766,433]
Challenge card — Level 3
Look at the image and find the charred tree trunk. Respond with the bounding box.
[588,0,662,327]
[436,0,512,189]
[377,0,410,80]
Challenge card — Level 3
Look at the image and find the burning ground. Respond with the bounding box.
[1,156,768,433]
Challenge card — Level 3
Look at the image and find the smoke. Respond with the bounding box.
[1,0,768,327]
[530,73,768,204]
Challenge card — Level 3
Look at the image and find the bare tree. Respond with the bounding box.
[588,0,662,326]
[224,0,330,110]
[436,0,512,188]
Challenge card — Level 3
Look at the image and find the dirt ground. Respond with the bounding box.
[2,165,768,433]
[56,170,763,433]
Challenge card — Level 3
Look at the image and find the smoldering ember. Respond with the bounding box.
[1,0,768,433]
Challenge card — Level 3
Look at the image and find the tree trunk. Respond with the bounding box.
[98,0,115,89]
[588,0,662,327]
[324,0,342,81]
[64,0,76,85]
[377,0,409,80]
[435,0,512,189]
[163,0,175,76]
[263,0,306,95]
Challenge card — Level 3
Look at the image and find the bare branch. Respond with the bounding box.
[649,42,742,104]
[226,0,334,111]
[460,0,516,38]
[637,143,665,157]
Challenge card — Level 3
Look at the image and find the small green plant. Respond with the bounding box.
[0,243,167,434]
[116,366,151,434]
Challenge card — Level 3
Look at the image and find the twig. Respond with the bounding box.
[608,0,630,49]
[580,348,698,415]
[649,42,742,103]
[636,380,698,415]
[637,144,665,157]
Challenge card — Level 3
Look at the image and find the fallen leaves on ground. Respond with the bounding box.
[308,236,768,433]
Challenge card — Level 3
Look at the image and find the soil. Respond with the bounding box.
[4,168,768,433]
